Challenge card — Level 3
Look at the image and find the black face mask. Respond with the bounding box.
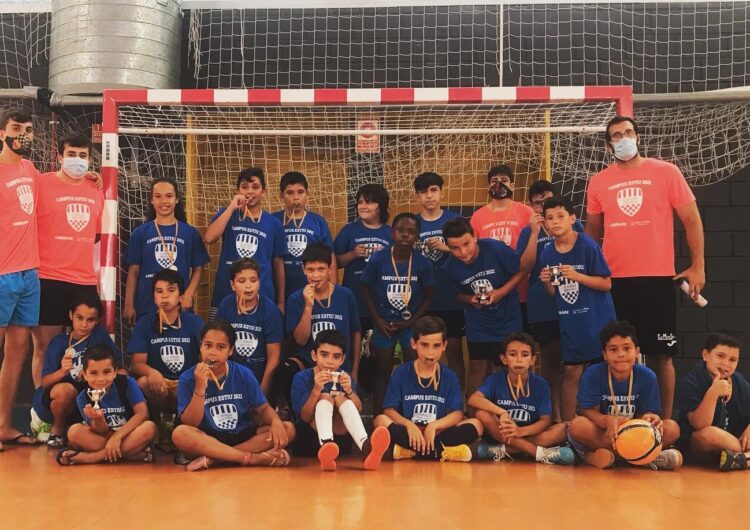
[489,181,513,200]
[4,134,32,157]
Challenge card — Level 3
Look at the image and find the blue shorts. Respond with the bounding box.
[0,269,40,327]
[372,326,413,351]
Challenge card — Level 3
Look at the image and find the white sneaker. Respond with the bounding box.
[477,443,512,462]
[30,408,51,442]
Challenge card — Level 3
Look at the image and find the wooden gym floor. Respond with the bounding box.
[0,446,746,529]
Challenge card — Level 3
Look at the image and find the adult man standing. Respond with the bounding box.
[585,115,705,419]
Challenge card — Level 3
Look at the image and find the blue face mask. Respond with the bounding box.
[612,137,638,162]
[61,157,89,179]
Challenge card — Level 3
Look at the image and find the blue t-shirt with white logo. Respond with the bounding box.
[125,221,210,317]
[577,362,662,418]
[445,238,522,342]
[333,220,391,318]
[127,311,204,380]
[361,247,436,323]
[477,370,552,427]
[216,293,283,382]
[177,361,267,435]
[42,325,120,383]
[383,362,463,424]
[76,376,145,431]
[285,284,360,370]
[539,233,616,363]
[290,367,359,420]
[517,220,584,324]
[417,210,462,311]
[210,208,288,307]
[271,210,334,299]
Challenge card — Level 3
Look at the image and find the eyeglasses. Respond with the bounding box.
[610,129,637,142]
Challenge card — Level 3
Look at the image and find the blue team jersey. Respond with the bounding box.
[517,220,584,324]
[177,361,267,434]
[383,362,463,424]
[216,293,283,382]
[125,221,210,317]
[333,220,392,318]
[210,208,287,307]
[577,362,662,418]
[538,233,616,363]
[445,238,522,342]
[76,376,145,431]
[42,325,120,383]
[127,311,204,380]
[290,367,359,420]
[285,284,360,370]
[361,247,436,322]
[417,210,462,311]
[477,370,552,427]
[271,210,334,299]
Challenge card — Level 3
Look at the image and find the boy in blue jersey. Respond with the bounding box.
[216,258,282,396]
[272,171,336,299]
[129,269,204,424]
[362,213,436,415]
[291,330,390,471]
[204,167,287,317]
[676,333,750,471]
[413,172,465,386]
[373,316,483,462]
[34,292,120,448]
[443,217,537,398]
[468,332,573,465]
[57,345,157,465]
[172,320,295,470]
[333,183,392,331]
[569,321,682,470]
[538,195,615,421]
[276,244,360,409]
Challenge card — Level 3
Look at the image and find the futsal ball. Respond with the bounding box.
[614,419,662,465]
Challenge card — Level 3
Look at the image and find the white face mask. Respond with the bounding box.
[61,157,89,179]
[612,137,638,162]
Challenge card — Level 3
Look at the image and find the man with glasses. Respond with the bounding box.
[585,115,705,419]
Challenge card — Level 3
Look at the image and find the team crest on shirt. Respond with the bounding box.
[286,233,308,258]
[387,284,412,310]
[16,184,34,215]
[363,242,383,262]
[235,331,259,359]
[236,233,259,258]
[70,353,83,379]
[210,403,239,430]
[558,278,579,305]
[312,321,336,340]
[107,414,127,430]
[160,345,185,373]
[154,243,177,269]
[66,203,90,232]
[508,409,531,424]
[490,227,512,246]
[411,403,437,425]
[420,237,445,262]
[607,403,636,419]
[616,187,643,217]
[471,278,494,295]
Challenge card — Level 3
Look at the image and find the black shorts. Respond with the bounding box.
[427,310,465,339]
[562,356,603,367]
[39,279,98,326]
[520,302,530,333]
[466,341,504,362]
[208,425,258,447]
[293,421,353,457]
[611,277,678,357]
[528,320,561,345]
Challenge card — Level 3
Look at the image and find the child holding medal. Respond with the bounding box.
[361,213,436,415]
[124,177,210,323]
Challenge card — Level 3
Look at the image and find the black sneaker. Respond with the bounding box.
[719,450,748,471]
[46,433,66,449]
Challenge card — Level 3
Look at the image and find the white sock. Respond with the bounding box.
[535,446,545,462]
[338,399,368,450]
[315,400,334,445]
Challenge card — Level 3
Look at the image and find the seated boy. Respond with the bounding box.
[216,258,283,397]
[676,333,750,471]
[373,316,483,462]
[34,292,120,448]
[57,345,157,465]
[569,320,682,470]
[468,332,573,465]
[291,329,390,471]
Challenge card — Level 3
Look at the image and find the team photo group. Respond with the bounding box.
[1,106,748,474]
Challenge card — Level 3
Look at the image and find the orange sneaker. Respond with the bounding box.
[318,441,339,471]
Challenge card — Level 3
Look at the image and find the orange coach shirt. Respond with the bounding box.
[37,172,104,285]
[0,159,40,275]
[586,157,695,278]
[470,201,534,302]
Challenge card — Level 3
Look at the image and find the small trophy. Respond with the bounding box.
[550,264,563,286]
[330,371,342,396]
[86,387,107,410]
[478,284,490,304]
